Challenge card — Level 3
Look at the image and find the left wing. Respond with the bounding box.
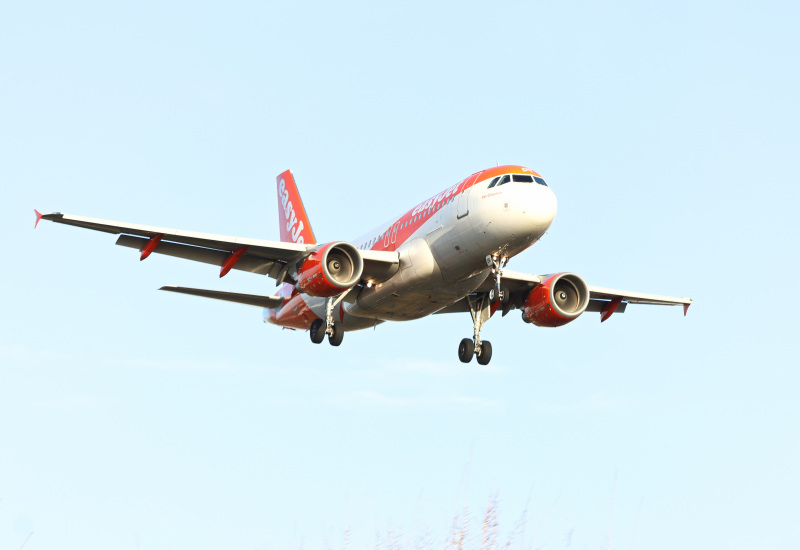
[36,211,399,285]
[585,285,692,308]
[444,270,691,320]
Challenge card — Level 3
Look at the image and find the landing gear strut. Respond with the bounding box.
[486,254,510,305]
[309,291,349,346]
[458,293,494,365]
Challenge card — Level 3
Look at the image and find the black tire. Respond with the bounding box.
[488,287,500,304]
[476,340,492,365]
[328,321,344,346]
[499,287,511,306]
[310,319,325,344]
[458,338,474,363]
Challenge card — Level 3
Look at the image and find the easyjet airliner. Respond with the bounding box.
[35,165,691,364]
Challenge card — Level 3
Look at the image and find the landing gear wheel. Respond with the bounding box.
[310,319,325,344]
[458,338,474,363]
[328,321,344,346]
[476,340,492,365]
[488,286,510,306]
[500,287,510,306]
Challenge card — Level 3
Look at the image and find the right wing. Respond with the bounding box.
[37,212,399,286]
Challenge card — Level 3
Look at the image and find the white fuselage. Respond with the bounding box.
[267,169,558,330]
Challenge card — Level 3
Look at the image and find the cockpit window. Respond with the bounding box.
[512,174,534,183]
[533,176,547,186]
[496,175,511,186]
[487,177,500,189]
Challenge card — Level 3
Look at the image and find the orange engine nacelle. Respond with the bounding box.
[522,272,590,327]
[296,242,364,297]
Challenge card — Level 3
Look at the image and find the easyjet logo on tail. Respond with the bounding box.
[276,170,316,245]
[279,177,305,244]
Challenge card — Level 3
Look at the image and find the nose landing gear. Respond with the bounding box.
[458,293,494,365]
[486,254,510,305]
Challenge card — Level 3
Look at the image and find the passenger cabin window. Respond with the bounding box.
[533,176,548,186]
[496,175,511,186]
[487,176,500,188]
[512,174,534,183]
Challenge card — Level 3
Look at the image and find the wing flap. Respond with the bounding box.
[585,299,628,313]
[159,285,284,309]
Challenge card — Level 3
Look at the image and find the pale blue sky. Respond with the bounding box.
[2,1,799,548]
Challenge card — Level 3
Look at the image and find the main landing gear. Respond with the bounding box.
[457,254,509,365]
[486,254,510,306]
[310,292,348,346]
[458,293,493,365]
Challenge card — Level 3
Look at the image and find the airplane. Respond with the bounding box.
[34,165,691,365]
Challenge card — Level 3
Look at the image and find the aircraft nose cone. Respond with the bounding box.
[526,184,557,232]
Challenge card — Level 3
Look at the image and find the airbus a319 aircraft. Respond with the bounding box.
[35,165,691,364]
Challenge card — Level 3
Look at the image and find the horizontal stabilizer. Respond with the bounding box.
[160,285,284,309]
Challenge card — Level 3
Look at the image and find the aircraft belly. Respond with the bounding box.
[348,270,490,321]
[359,288,457,320]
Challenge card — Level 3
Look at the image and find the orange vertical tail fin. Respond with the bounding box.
[276,169,316,245]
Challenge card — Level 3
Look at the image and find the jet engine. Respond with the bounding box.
[522,272,590,327]
[296,242,364,297]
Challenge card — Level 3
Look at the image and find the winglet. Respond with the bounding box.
[34,209,43,229]
[683,302,691,316]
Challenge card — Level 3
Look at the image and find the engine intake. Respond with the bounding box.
[297,242,364,297]
[523,272,590,327]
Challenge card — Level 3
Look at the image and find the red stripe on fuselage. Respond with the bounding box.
[368,165,540,253]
